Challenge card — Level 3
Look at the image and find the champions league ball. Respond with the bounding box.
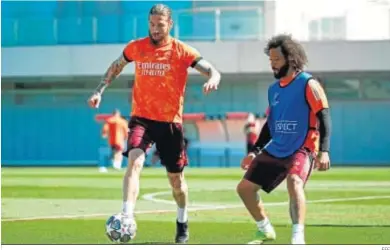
[105,213,137,243]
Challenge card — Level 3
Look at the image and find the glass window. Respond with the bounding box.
[361,79,390,99]
[308,20,319,41]
[332,16,346,40]
[323,78,361,100]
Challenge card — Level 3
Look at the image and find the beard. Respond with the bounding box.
[273,63,290,79]
[149,31,165,45]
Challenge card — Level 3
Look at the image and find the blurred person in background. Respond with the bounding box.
[244,113,259,154]
[101,109,129,170]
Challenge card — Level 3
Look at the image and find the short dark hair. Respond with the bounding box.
[149,4,172,19]
[264,34,308,71]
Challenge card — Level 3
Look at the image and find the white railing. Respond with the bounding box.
[3,4,390,47]
[3,7,265,46]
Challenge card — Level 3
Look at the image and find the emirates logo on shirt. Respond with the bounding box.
[136,62,171,76]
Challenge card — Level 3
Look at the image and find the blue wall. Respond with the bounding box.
[1,1,265,46]
[2,86,390,166]
[330,101,390,165]
[1,91,130,166]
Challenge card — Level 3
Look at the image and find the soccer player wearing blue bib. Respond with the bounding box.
[236,34,331,245]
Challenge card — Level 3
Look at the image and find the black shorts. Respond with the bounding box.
[244,149,315,193]
[153,137,188,157]
[123,116,188,173]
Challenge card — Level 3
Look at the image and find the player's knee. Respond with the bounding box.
[172,185,187,196]
[127,148,145,172]
[168,172,187,194]
[287,174,304,191]
[236,179,255,196]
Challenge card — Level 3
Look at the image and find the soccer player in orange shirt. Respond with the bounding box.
[237,34,331,245]
[244,113,259,154]
[102,109,128,170]
[87,4,221,243]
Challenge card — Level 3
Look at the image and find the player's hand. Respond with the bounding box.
[315,151,330,171]
[88,92,101,108]
[203,80,219,95]
[240,153,256,170]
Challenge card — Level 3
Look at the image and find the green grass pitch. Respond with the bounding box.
[2,167,390,244]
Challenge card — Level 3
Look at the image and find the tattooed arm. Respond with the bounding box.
[94,55,129,95]
[88,40,136,108]
[193,59,221,94]
[194,59,221,83]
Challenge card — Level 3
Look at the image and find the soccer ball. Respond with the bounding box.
[105,213,137,243]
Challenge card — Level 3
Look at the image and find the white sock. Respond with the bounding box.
[177,207,188,223]
[256,218,273,232]
[113,160,121,169]
[123,201,135,217]
[292,224,305,234]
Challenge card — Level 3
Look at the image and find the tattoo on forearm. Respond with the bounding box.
[102,56,128,84]
[95,55,128,95]
[94,81,108,95]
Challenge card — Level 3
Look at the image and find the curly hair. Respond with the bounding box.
[264,34,308,71]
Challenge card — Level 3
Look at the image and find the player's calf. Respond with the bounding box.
[286,150,313,244]
[167,171,189,243]
[122,148,145,218]
[287,174,306,244]
[168,172,188,209]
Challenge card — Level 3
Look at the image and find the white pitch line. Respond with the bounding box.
[1,209,177,222]
[142,191,216,208]
[2,195,390,222]
[143,191,390,210]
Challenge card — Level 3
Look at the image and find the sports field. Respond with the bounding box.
[2,167,390,244]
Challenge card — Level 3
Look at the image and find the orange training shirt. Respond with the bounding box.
[102,116,128,147]
[123,37,201,123]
